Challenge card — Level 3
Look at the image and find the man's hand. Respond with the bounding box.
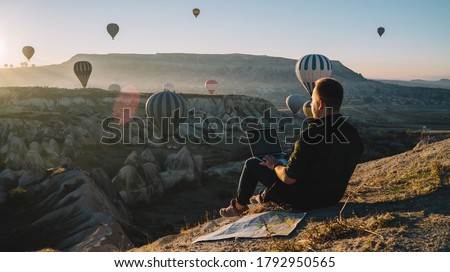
[259,155,280,170]
[260,155,296,185]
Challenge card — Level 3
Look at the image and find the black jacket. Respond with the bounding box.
[283,114,363,209]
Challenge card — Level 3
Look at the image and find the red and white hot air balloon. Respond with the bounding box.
[205,79,218,95]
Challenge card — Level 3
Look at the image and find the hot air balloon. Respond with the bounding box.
[73,61,92,88]
[163,82,175,91]
[22,46,35,61]
[303,100,313,118]
[107,23,119,40]
[295,54,332,96]
[286,94,303,114]
[108,83,121,92]
[205,79,218,95]
[145,91,187,137]
[193,8,200,18]
[377,27,385,37]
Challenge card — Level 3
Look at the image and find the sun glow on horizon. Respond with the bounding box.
[0,38,5,61]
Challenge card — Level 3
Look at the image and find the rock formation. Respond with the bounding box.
[160,146,203,189]
[112,150,164,206]
[0,163,133,251]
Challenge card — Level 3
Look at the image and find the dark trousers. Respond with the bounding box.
[236,158,290,206]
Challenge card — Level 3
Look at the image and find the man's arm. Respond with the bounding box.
[260,155,298,185]
[274,165,296,185]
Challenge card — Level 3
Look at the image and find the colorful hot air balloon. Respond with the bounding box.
[108,83,121,92]
[286,94,303,114]
[295,54,332,96]
[107,23,119,40]
[205,79,218,95]
[303,100,313,118]
[377,27,385,37]
[73,61,92,88]
[163,82,175,91]
[22,46,35,61]
[145,91,187,137]
[193,8,200,18]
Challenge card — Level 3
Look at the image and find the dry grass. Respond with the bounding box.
[431,161,450,186]
[264,212,399,252]
[134,138,450,252]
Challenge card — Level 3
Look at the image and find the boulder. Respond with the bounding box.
[142,162,163,196]
[29,141,41,152]
[112,149,166,206]
[18,168,48,189]
[5,133,28,157]
[41,138,61,158]
[24,150,45,170]
[161,146,203,188]
[193,155,203,173]
[88,168,130,223]
[111,165,150,206]
[165,146,201,174]
[140,148,158,164]
[61,134,79,158]
[0,168,27,192]
[69,221,133,252]
[0,169,25,204]
[60,157,74,170]
[123,150,140,168]
[5,153,23,171]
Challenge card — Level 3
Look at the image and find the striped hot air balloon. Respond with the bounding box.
[73,61,92,88]
[204,79,218,95]
[295,54,332,96]
[145,91,187,136]
[107,23,119,40]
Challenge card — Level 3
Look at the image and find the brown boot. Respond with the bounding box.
[249,190,266,205]
[219,199,248,217]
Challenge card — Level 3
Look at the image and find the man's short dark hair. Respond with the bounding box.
[315,77,344,111]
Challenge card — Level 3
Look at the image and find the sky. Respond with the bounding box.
[0,0,449,80]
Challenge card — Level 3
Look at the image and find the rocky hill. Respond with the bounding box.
[1,53,449,111]
[0,53,364,91]
[0,87,293,251]
[379,79,450,89]
[1,124,448,252]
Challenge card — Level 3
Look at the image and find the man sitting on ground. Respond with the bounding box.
[220,77,363,217]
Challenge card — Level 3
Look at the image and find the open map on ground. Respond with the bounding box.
[194,211,307,243]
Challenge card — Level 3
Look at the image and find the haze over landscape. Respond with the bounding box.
[0,0,449,80]
[0,0,449,256]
